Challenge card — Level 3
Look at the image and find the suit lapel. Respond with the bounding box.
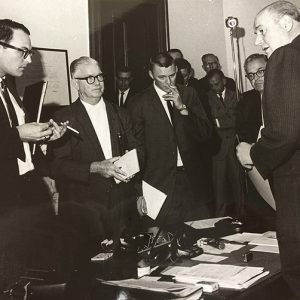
[105,102,120,157]
[71,99,105,160]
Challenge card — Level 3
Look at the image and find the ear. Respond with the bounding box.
[148,70,154,80]
[279,15,293,32]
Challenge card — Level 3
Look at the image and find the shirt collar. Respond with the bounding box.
[81,97,104,111]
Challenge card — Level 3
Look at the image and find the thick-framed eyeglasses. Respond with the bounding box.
[0,41,34,59]
[246,69,265,81]
[75,74,104,84]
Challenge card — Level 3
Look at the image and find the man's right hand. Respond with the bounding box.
[137,195,147,216]
[17,122,53,142]
[90,157,129,182]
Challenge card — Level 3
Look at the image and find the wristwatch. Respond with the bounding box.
[178,104,187,111]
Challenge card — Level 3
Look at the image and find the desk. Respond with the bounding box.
[92,222,290,300]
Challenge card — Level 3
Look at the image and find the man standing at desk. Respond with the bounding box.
[50,56,141,271]
[127,52,213,232]
[236,2,300,298]
[0,19,66,288]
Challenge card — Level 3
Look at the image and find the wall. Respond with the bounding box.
[0,0,89,101]
[168,0,300,91]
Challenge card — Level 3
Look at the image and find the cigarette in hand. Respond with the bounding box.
[60,122,79,135]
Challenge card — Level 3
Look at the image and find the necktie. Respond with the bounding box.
[0,80,19,126]
[218,93,224,104]
[167,101,174,125]
[120,91,124,107]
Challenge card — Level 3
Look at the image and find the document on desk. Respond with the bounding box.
[222,232,262,244]
[185,216,231,229]
[249,231,278,247]
[142,181,167,220]
[172,263,266,290]
[202,243,244,255]
[191,253,227,263]
[114,149,140,183]
[98,277,203,298]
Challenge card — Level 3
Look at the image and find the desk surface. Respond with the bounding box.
[92,223,288,300]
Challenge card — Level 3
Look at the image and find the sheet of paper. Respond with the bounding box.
[250,245,280,254]
[191,253,227,263]
[185,216,231,230]
[248,167,276,210]
[202,243,244,255]
[222,232,262,244]
[249,231,278,247]
[142,181,167,220]
[114,149,140,183]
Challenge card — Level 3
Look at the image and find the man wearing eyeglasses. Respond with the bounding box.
[50,56,141,275]
[0,19,67,289]
[236,53,275,231]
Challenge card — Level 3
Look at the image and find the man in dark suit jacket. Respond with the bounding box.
[0,19,66,288]
[236,3,300,298]
[237,53,275,231]
[50,56,141,272]
[198,53,236,94]
[127,52,213,232]
[207,69,244,218]
[106,66,137,108]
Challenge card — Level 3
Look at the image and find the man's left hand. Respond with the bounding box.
[236,142,254,169]
[48,119,68,141]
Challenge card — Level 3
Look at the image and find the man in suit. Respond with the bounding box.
[236,2,300,298]
[50,56,140,272]
[127,52,213,233]
[108,66,136,107]
[207,69,244,217]
[198,53,236,94]
[0,19,66,288]
[237,53,275,230]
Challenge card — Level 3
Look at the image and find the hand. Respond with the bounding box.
[47,119,68,141]
[100,239,114,252]
[90,157,129,182]
[17,122,53,142]
[162,84,182,108]
[137,195,147,216]
[236,142,254,169]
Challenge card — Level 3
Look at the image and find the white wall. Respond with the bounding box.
[0,0,89,101]
[168,0,300,91]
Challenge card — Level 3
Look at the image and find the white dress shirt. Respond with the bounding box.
[0,78,34,175]
[81,98,112,159]
[153,83,183,167]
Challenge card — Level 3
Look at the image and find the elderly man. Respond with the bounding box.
[50,56,141,273]
[236,2,300,298]
[127,52,213,233]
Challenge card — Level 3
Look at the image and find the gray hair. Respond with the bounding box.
[244,53,268,72]
[70,56,99,78]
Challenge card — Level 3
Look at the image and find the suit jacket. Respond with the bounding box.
[0,77,27,209]
[207,89,238,160]
[251,34,300,180]
[106,88,137,108]
[237,89,262,144]
[50,99,140,205]
[127,84,213,222]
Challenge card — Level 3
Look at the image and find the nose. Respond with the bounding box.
[25,55,32,64]
[255,34,263,46]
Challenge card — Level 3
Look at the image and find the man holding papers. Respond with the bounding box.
[50,56,141,272]
[127,52,213,231]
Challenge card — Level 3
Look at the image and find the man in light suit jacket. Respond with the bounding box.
[236,2,300,298]
[207,69,244,218]
[127,52,213,233]
[50,57,141,273]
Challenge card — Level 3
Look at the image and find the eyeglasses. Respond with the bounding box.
[0,41,34,59]
[75,73,104,84]
[246,69,265,81]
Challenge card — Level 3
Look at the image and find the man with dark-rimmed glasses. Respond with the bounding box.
[49,56,141,279]
[0,19,67,290]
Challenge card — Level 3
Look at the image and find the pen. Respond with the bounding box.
[60,122,80,135]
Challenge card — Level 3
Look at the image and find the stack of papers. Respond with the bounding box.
[162,263,268,290]
[98,277,203,298]
[249,231,279,254]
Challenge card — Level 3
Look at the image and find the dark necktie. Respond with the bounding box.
[167,101,174,125]
[218,93,224,104]
[120,91,124,107]
[1,80,19,126]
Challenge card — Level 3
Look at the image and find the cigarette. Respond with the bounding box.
[60,122,79,135]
